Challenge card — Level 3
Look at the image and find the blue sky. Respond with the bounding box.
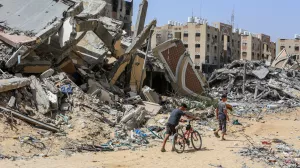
[132,0,299,42]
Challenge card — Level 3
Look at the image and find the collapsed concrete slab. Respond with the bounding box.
[29,76,50,114]
[121,106,146,130]
[142,86,159,103]
[139,101,162,116]
[252,67,269,79]
[0,77,31,93]
[152,39,208,96]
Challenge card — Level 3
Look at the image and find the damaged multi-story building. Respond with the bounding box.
[151,17,241,74]
[240,32,276,62]
[151,18,277,75]
[276,35,300,60]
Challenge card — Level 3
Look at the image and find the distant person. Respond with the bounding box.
[214,94,230,141]
[161,103,198,152]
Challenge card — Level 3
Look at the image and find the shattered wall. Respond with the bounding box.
[153,39,208,96]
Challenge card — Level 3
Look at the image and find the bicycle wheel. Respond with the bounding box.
[191,131,202,150]
[173,133,185,153]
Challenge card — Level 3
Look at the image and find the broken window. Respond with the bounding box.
[238,41,240,46]
[251,52,254,59]
[257,53,260,59]
[205,56,209,63]
[195,66,200,70]
[195,44,200,48]
[214,46,217,52]
[267,44,269,51]
[295,46,299,52]
[112,0,119,12]
[280,46,285,50]
[289,46,291,48]
[207,34,210,41]
[175,32,181,39]
[195,55,200,59]
[196,33,201,37]
[214,56,217,60]
[125,1,133,15]
[168,33,173,39]
[262,54,264,59]
[184,33,188,37]
[242,42,247,47]
[184,44,188,48]
[222,35,224,41]
[243,52,247,58]
[207,45,210,50]
[227,36,230,42]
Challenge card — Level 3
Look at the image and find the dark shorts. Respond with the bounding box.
[165,123,176,135]
[218,118,227,133]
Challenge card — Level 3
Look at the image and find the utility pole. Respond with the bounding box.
[243,60,246,94]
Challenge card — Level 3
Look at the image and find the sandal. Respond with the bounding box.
[214,132,220,138]
[161,148,166,152]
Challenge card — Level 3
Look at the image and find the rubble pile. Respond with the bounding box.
[239,140,300,168]
[209,60,300,117]
[0,0,215,158]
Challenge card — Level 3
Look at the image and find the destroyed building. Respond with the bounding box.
[209,48,300,109]
[0,0,215,159]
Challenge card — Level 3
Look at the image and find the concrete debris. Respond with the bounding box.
[142,85,159,103]
[239,142,299,168]
[7,96,16,108]
[0,77,31,93]
[0,0,222,160]
[121,106,146,130]
[40,68,55,79]
[29,76,50,114]
[139,101,162,116]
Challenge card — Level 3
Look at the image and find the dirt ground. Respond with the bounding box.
[0,109,299,168]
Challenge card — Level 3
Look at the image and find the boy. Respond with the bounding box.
[214,94,230,140]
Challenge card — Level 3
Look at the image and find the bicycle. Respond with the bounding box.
[172,120,202,153]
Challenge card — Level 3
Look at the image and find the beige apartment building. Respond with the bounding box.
[152,18,276,73]
[241,33,276,62]
[277,37,300,59]
[151,19,241,73]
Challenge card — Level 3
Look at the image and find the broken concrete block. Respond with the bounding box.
[14,73,23,78]
[43,79,58,94]
[29,76,50,114]
[125,95,142,104]
[87,79,114,104]
[0,77,31,93]
[60,103,71,111]
[121,106,146,130]
[40,69,55,79]
[139,101,162,116]
[142,86,159,103]
[46,91,58,110]
[59,17,76,48]
[7,96,16,108]
[16,60,52,74]
[252,67,269,79]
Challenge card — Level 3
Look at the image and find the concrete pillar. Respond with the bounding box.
[133,0,148,38]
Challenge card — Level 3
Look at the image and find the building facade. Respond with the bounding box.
[240,33,276,62]
[151,19,241,73]
[276,37,300,59]
[152,18,276,73]
[104,0,133,34]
